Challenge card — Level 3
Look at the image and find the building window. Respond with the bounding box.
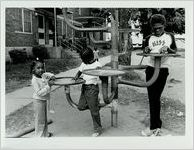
[14,8,32,33]
[38,15,44,29]
[14,8,23,32]
[23,9,32,32]
[57,19,62,36]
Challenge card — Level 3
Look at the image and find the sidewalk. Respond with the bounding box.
[5,56,111,116]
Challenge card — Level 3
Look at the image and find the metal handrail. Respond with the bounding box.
[89,32,111,44]
[53,77,85,109]
[100,76,116,105]
[62,8,109,32]
[64,85,79,108]
[118,57,161,87]
[59,39,82,52]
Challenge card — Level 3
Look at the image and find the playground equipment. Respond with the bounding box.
[52,77,85,108]
[60,8,125,127]
[59,8,181,127]
[53,69,126,127]
[10,9,180,138]
[7,8,181,138]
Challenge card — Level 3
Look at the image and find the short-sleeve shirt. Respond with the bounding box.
[144,32,177,68]
[79,61,102,85]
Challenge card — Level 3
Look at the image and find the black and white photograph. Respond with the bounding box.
[0,0,193,149]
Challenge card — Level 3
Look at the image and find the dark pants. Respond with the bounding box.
[145,66,169,130]
[78,84,102,132]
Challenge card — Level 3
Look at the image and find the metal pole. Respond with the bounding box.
[54,8,57,47]
[71,14,74,51]
[111,9,119,98]
[110,9,119,127]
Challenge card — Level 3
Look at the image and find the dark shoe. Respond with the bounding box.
[47,132,53,137]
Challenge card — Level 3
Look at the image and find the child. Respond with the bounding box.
[74,47,102,137]
[93,46,99,61]
[141,14,177,136]
[31,58,55,137]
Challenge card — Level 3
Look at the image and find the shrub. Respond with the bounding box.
[32,45,49,60]
[9,49,27,64]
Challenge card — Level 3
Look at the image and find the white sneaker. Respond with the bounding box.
[141,128,161,137]
[92,132,100,137]
[49,110,55,114]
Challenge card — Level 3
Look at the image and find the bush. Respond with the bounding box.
[118,53,131,66]
[9,49,27,64]
[32,45,49,60]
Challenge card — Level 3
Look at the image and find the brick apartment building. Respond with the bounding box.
[5,8,91,62]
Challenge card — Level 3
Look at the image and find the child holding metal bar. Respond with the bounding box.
[141,14,177,136]
[31,58,55,137]
[74,47,103,137]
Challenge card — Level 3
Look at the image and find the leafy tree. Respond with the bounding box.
[138,8,185,37]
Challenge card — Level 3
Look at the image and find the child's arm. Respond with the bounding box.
[96,61,102,69]
[32,79,51,97]
[167,47,177,53]
[144,46,151,53]
[160,33,177,54]
[142,36,151,53]
[73,71,82,80]
[42,72,55,81]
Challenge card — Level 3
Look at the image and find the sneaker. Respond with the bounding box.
[141,128,161,137]
[92,127,103,137]
[151,128,161,136]
[92,132,100,137]
[46,132,53,137]
[49,110,55,114]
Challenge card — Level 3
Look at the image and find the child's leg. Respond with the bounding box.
[34,99,48,137]
[85,85,102,132]
[146,67,169,130]
[78,85,89,111]
[48,96,55,113]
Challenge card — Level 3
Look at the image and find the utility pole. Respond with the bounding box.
[54,8,57,47]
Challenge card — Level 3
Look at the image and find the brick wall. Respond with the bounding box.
[6,8,38,47]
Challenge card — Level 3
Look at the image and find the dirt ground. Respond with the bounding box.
[6,39,185,137]
[6,77,185,137]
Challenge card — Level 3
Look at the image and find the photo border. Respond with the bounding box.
[1,0,193,149]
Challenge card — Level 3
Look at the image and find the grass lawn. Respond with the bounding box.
[6,50,82,93]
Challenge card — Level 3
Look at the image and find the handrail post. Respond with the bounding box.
[110,9,119,127]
